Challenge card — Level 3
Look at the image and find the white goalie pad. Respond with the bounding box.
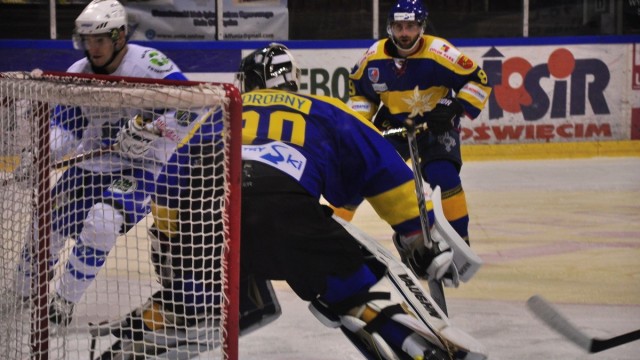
[334,216,487,360]
[430,186,483,282]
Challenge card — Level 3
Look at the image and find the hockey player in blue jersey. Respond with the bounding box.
[346,0,492,245]
[103,43,476,360]
[106,43,462,359]
[235,44,460,359]
[12,0,188,326]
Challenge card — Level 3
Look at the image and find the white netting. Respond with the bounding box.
[0,72,240,360]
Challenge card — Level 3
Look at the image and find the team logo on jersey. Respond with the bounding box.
[456,55,475,69]
[109,176,137,194]
[149,51,170,67]
[404,85,433,118]
[368,68,380,83]
[176,110,198,126]
[143,50,174,73]
[437,132,457,152]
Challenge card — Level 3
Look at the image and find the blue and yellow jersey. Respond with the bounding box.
[349,35,492,127]
[151,106,227,237]
[241,89,423,235]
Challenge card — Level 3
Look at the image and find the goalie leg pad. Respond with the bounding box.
[238,275,282,336]
[95,277,282,358]
[310,292,449,360]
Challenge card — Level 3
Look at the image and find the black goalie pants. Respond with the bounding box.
[240,160,365,301]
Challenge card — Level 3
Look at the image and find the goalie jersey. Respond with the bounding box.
[240,89,423,235]
[349,35,491,128]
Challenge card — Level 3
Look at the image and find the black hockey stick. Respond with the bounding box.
[404,116,448,316]
[527,295,640,353]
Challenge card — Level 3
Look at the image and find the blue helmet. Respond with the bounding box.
[387,0,428,53]
[387,0,428,25]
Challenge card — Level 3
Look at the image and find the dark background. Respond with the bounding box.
[0,0,638,40]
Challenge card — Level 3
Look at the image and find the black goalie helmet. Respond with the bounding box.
[236,43,301,93]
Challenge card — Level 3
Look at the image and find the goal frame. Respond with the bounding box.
[0,70,242,360]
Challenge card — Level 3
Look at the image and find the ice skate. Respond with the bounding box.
[49,292,75,326]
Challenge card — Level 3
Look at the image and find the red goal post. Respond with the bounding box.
[0,71,241,360]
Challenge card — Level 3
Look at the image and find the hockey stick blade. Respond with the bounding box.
[527,295,640,353]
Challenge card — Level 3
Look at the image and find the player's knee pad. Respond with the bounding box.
[78,202,125,252]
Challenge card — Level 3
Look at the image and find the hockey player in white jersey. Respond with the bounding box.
[69,0,185,79]
[12,0,188,326]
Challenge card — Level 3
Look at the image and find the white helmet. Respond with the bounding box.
[73,0,128,49]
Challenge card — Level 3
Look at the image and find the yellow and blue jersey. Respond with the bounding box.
[151,107,227,237]
[241,89,423,235]
[349,35,492,127]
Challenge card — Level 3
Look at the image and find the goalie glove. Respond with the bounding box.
[415,96,464,134]
[393,231,460,288]
[115,114,162,160]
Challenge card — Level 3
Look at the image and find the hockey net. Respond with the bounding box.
[0,71,241,360]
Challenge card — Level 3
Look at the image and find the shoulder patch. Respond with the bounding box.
[456,55,475,70]
[427,38,461,64]
[141,49,175,73]
[354,40,383,71]
[367,68,380,83]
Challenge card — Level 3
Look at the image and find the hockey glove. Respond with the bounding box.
[393,231,460,287]
[420,96,464,134]
[116,114,162,160]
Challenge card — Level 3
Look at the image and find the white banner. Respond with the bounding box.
[126,0,288,41]
[280,44,636,144]
[188,42,639,144]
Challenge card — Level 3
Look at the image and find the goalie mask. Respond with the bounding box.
[387,0,428,53]
[236,43,301,93]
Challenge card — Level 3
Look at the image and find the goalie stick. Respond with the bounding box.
[356,121,484,284]
[527,295,640,353]
[52,145,115,170]
[404,116,449,315]
[1,146,116,187]
[334,215,487,360]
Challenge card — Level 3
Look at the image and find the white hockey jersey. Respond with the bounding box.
[51,44,187,173]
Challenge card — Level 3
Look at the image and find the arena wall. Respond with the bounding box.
[2,36,639,159]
